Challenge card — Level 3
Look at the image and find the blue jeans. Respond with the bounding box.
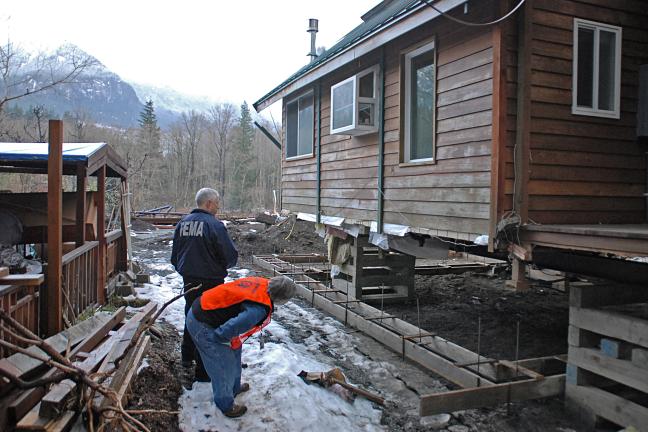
[186,309,242,412]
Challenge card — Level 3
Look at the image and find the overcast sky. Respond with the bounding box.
[2,0,377,118]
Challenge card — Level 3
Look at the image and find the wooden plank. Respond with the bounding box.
[565,384,648,430]
[570,307,648,349]
[46,120,64,336]
[39,336,118,418]
[0,267,8,278]
[568,346,648,395]
[94,334,151,413]
[96,302,157,376]
[16,403,75,431]
[419,374,565,416]
[0,274,44,286]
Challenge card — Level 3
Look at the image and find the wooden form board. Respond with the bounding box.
[255,255,566,414]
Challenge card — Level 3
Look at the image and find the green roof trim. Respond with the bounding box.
[253,0,423,111]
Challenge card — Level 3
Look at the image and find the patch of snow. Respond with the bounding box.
[137,358,150,374]
[178,305,384,432]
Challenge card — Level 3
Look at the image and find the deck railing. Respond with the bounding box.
[61,241,99,325]
[106,229,125,281]
[0,283,40,358]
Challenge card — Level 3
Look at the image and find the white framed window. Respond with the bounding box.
[572,18,622,119]
[330,65,380,135]
[404,40,436,163]
[286,91,314,159]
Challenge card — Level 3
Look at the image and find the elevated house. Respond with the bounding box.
[0,121,130,343]
[255,1,648,427]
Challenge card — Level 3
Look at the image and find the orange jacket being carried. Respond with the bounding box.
[194,277,273,349]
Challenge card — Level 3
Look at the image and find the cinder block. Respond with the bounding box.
[136,273,150,284]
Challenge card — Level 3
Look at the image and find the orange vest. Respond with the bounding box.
[200,277,273,349]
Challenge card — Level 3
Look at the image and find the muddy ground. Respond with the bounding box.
[126,218,590,432]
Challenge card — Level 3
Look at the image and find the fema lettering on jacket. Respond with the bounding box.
[179,220,204,237]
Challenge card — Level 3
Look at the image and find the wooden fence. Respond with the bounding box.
[61,241,99,326]
[0,276,43,358]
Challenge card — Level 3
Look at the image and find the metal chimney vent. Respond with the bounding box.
[307,18,319,63]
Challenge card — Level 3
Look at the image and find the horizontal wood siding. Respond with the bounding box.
[281,2,498,239]
[526,0,648,224]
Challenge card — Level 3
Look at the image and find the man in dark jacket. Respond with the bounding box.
[171,187,238,381]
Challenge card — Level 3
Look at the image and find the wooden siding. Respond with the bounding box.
[281,1,497,240]
[523,0,648,224]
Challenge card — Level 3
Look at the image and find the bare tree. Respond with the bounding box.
[0,41,97,113]
[207,103,237,199]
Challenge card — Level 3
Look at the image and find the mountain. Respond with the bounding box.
[5,45,212,129]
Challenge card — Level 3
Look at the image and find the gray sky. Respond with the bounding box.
[2,0,377,117]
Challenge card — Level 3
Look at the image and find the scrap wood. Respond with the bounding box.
[35,303,158,419]
[16,402,75,432]
[298,368,385,405]
[0,312,115,394]
[0,267,8,277]
[93,334,151,419]
[0,287,199,432]
[7,308,126,422]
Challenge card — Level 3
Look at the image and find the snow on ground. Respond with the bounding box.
[134,258,385,432]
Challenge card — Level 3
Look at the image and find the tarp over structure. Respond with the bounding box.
[0,142,127,178]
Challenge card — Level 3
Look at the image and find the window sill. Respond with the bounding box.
[285,153,315,162]
[398,159,436,168]
[571,107,620,120]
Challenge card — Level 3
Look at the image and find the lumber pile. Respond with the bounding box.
[0,302,157,431]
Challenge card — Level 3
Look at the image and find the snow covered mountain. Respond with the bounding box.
[5,45,213,129]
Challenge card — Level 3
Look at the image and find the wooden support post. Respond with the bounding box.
[506,257,529,291]
[97,166,106,305]
[75,164,87,247]
[46,120,63,337]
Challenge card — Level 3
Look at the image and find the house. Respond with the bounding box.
[0,122,130,340]
[254,0,647,284]
[255,1,648,427]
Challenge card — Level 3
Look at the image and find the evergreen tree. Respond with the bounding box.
[139,99,158,127]
[230,102,257,210]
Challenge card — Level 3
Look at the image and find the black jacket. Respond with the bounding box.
[171,209,238,280]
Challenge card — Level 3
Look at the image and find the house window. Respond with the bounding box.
[404,40,436,163]
[286,91,314,159]
[330,65,380,135]
[573,19,622,119]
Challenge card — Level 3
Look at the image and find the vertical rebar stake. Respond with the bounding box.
[416,296,422,343]
[477,314,482,387]
[380,283,386,323]
[515,320,521,378]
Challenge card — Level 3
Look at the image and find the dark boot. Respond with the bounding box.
[223,404,247,418]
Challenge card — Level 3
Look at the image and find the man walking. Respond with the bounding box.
[186,276,296,417]
[171,187,238,381]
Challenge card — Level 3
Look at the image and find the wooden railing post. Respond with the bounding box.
[97,166,106,305]
[76,163,87,247]
[46,120,63,336]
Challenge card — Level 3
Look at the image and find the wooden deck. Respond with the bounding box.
[521,224,648,256]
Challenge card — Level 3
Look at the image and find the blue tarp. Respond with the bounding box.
[0,143,106,163]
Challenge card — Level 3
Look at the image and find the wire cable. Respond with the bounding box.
[421,0,526,27]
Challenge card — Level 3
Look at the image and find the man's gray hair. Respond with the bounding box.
[268,276,297,304]
[195,188,220,207]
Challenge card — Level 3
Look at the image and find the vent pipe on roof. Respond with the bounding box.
[307,18,319,63]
